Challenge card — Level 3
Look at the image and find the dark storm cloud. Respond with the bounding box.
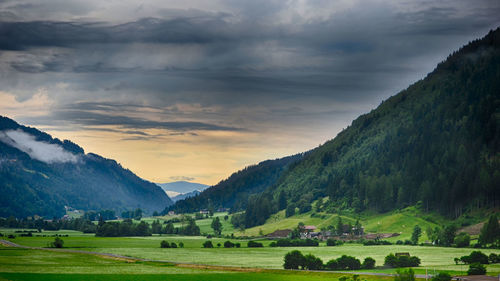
[1,0,500,135]
[52,110,243,132]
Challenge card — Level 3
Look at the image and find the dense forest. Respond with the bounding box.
[0,116,172,218]
[174,28,500,226]
[271,28,500,218]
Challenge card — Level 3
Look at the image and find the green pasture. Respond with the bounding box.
[3,233,499,275]
[0,247,395,281]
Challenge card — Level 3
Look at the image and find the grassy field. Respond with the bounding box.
[0,246,395,281]
[3,232,499,275]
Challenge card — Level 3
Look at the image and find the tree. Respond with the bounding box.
[160,240,170,248]
[362,257,376,269]
[133,208,143,220]
[304,254,323,270]
[202,241,213,248]
[454,232,470,247]
[337,255,361,270]
[51,237,64,248]
[211,217,223,235]
[411,225,422,245]
[431,272,451,281]
[278,190,287,210]
[315,198,323,212]
[467,263,486,275]
[479,214,499,246]
[354,219,363,235]
[336,216,344,236]
[440,225,457,246]
[283,250,306,269]
[394,268,415,281]
[285,204,295,217]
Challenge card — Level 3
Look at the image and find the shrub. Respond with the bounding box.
[51,237,64,248]
[202,241,214,248]
[160,240,170,248]
[326,238,343,246]
[304,254,323,270]
[467,263,486,275]
[325,259,339,270]
[276,238,319,247]
[364,240,392,246]
[179,242,184,248]
[235,243,241,248]
[7,234,15,239]
[170,242,177,248]
[396,240,403,245]
[270,242,277,247]
[337,255,361,270]
[247,241,263,248]
[283,250,306,269]
[431,272,451,281]
[489,253,499,264]
[384,254,420,268]
[454,233,471,248]
[404,240,413,245]
[385,254,399,267]
[224,241,235,248]
[362,257,376,269]
[394,268,415,281]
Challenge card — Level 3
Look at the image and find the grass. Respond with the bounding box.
[4,234,500,275]
[0,247,396,281]
[236,207,447,241]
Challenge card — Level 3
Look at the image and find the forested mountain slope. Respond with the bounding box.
[0,116,172,218]
[271,28,500,218]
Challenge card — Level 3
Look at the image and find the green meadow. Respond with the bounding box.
[1,208,498,280]
[0,246,394,281]
[2,231,499,276]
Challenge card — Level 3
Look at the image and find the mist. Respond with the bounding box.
[0,129,79,164]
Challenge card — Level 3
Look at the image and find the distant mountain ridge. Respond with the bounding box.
[157,181,209,194]
[0,116,173,218]
[156,181,208,202]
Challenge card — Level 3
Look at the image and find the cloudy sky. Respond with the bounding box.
[0,0,499,185]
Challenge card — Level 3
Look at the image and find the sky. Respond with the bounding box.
[0,0,499,185]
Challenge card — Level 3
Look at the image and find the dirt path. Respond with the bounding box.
[0,239,430,277]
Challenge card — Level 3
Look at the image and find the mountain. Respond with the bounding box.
[170,190,202,202]
[0,116,173,218]
[157,181,209,197]
[269,28,499,218]
[172,28,500,224]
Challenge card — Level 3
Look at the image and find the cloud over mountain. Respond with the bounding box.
[0,129,79,163]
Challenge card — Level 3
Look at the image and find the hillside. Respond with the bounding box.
[0,116,173,218]
[171,28,499,226]
[268,28,500,218]
[167,153,305,213]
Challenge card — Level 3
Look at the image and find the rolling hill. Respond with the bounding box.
[0,116,173,218]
